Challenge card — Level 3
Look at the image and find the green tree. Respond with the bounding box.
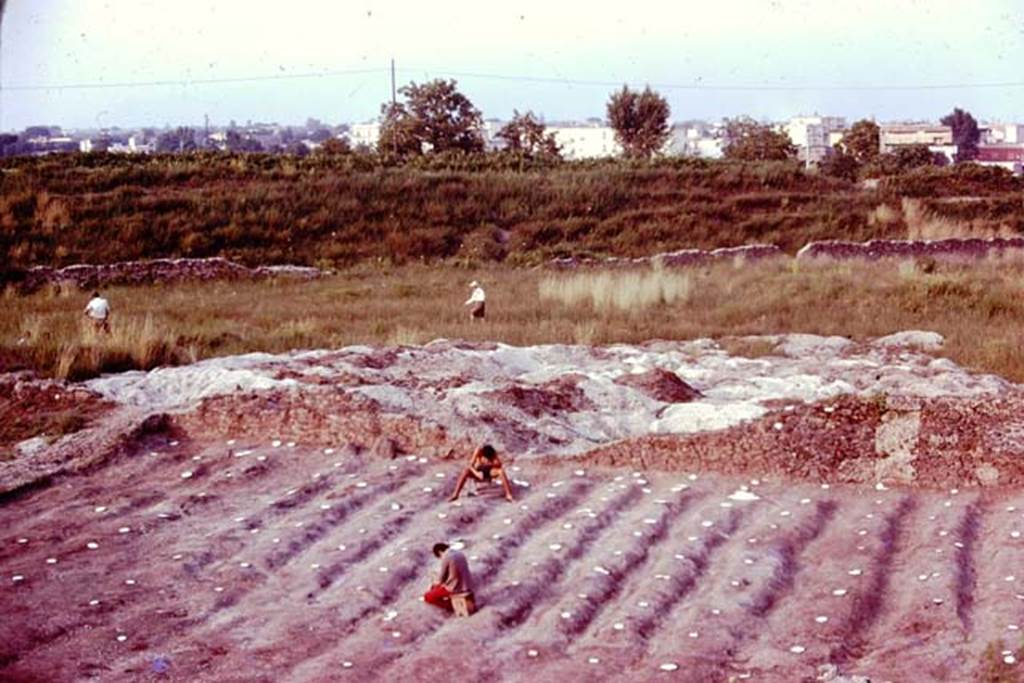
[318,137,352,156]
[606,85,671,159]
[837,119,880,164]
[378,79,484,156]
[156,127,197,153]
[722,117,796,161]
[866,144,946,176]
[496,110,561,160]
[819,149,860,181]
[940,107,980,162]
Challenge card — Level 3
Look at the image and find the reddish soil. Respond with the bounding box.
[613,368,702,403]
[483,375,594,419]
[572,394,1024,490]
[2,428,1024,682]
[0,375,113,461]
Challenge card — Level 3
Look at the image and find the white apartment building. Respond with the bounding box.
[879,124,953,153]
[984,123,1024,145]
[784,116,846,164]
[547,124,622,159]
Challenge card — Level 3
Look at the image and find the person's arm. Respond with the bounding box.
[437,555,452,585]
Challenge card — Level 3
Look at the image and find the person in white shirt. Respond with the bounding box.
[83,291,111,333]
[464,281,486,321]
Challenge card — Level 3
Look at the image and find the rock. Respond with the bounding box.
[873,331,944,351]
[15,436,49,457]
[975,463,1000,486]
[777,334,854,358]
[873,409,920,484]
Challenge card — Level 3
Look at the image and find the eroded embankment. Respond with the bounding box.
[5,332,1022,499]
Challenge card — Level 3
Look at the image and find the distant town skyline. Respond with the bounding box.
[2,0,1023,131]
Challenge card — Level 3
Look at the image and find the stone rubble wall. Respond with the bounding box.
[551,237,1024,270]
[549,244,785,269]
[15,257,323,293]
[795,237,1024,261]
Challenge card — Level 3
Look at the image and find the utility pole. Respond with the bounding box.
[390,58,397,156]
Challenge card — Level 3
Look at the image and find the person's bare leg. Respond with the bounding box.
[448,468,473,502]
[498,470,515,502]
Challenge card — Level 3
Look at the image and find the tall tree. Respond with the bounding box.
[940,108,980,162]
[606,85,671,159]
[496,110,561,160]
[837,119,880,164]
[378,79,484,156]
[722,117,796,161]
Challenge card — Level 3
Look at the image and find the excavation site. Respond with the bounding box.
[3,333,1024,682]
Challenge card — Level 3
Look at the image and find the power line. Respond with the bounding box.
[5,64,1024,93]
[3,67,388,92]
[407,68,1024,92]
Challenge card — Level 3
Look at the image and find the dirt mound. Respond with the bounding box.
[483,376,593,418]
[0,374,113,462]
[613,368,702,403]
[176,388,463,462]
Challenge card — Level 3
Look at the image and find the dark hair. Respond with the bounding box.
[92,291,101,298]
[432,543,449,557]
[480,444,496,460]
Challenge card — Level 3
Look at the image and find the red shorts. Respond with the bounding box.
[423,584,453,610]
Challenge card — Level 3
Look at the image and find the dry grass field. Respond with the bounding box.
[3,258,1024,382]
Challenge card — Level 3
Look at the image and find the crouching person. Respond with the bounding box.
[423,542,473,612]
[448,444,515,503]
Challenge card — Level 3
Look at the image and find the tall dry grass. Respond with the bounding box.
[903,198,1016,241]
[2,260,1024,381]
[538,269,692,313]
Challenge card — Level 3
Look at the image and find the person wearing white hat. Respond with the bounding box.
[464,280,486,321]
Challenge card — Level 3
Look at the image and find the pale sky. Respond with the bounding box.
[1,0,1022,131]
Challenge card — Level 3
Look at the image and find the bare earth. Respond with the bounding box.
[2,334,1023,682]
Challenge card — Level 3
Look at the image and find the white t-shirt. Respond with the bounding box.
[85,297,110,320]
[465,287,486,305]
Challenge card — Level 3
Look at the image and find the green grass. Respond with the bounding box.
[4,258,1024,382]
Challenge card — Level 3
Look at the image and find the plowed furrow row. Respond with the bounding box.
[290,480,653,681]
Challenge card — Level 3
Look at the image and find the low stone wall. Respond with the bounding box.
[552,237,1024,270]
[796,237,1024,262]
[550,244,785,269]
[15,257,323,292]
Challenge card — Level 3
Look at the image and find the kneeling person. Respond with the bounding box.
[423,542,473,611]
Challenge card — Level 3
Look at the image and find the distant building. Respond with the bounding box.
[480,119,505,151]
[879,124,953,153]
[976,145,1024,175]
[547,123,621,159]
[983,123,1024,145]
[665,122,724,158]
[350,121,381,150]
[784,116,846,165]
